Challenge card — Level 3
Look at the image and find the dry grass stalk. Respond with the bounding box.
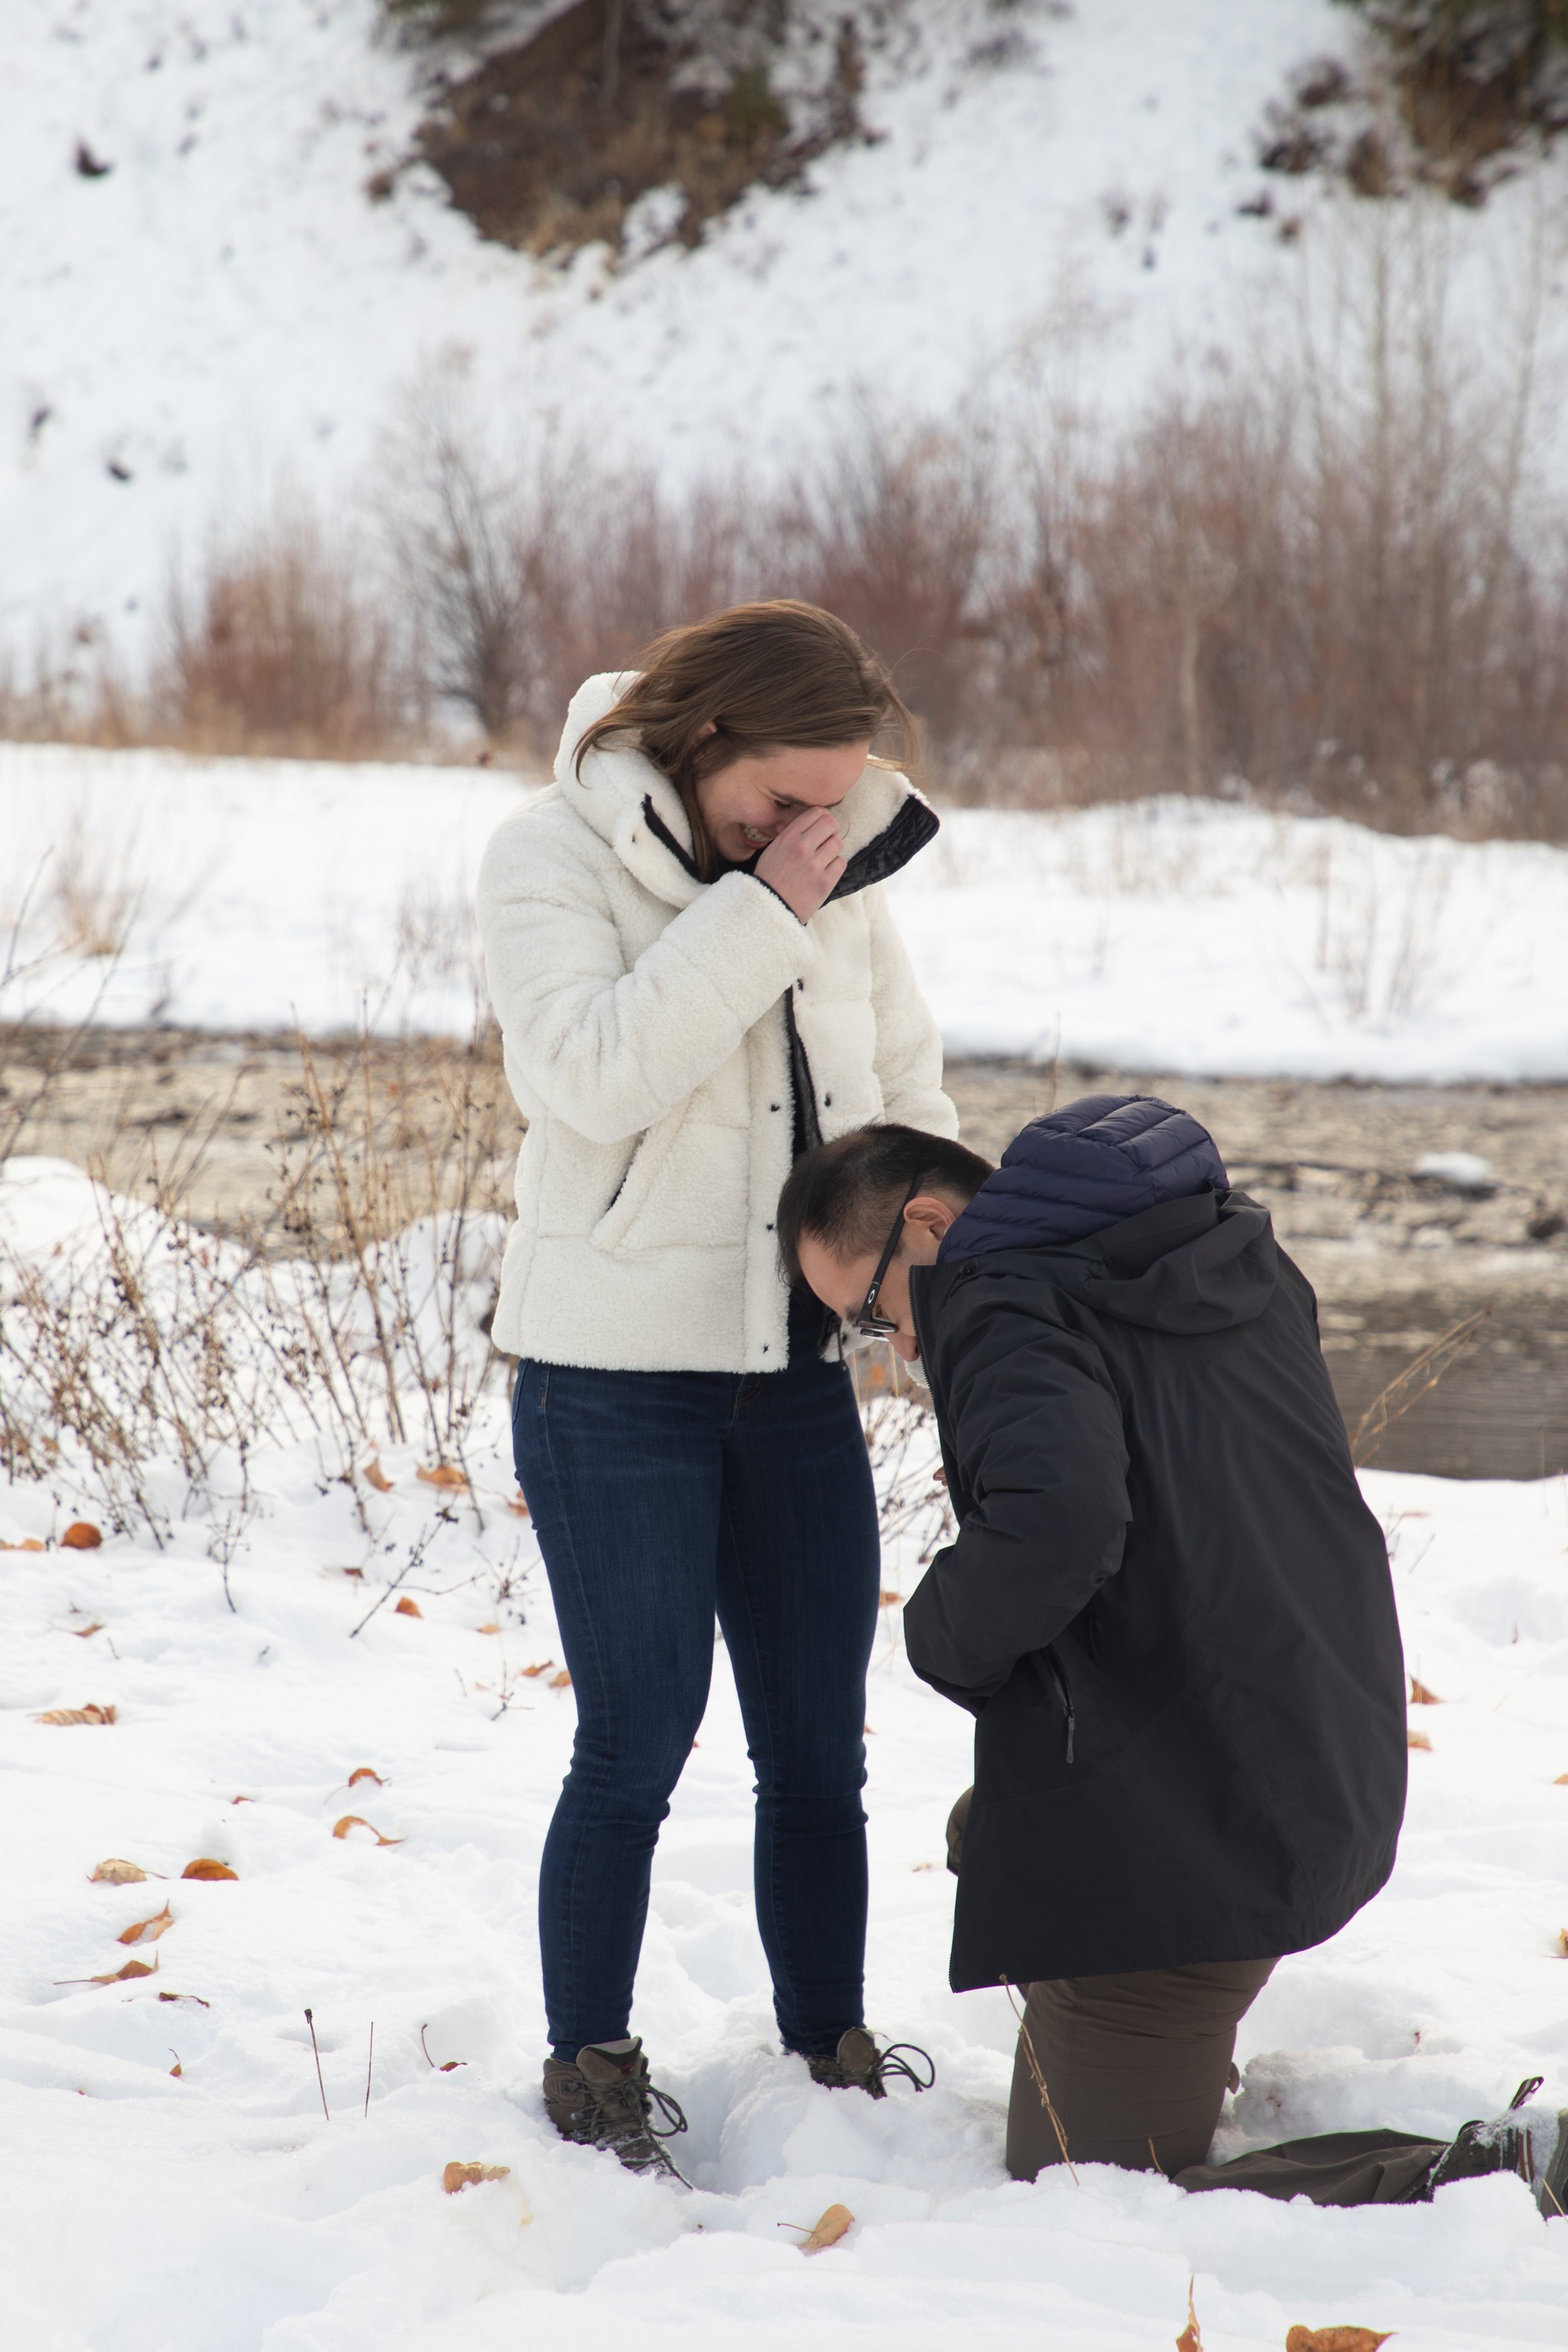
[1001,1978,1079,2184]
[1350,1306,1493,1465]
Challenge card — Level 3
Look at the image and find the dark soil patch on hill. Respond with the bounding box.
[396,0,867,259]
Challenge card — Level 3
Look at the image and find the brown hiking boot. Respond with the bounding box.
[542,2039,691,2183]
[807,2026,935,2099]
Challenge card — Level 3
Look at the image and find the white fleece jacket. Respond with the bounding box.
[476,672,958,1373]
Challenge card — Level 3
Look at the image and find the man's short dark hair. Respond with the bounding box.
[776,1125,995,1285]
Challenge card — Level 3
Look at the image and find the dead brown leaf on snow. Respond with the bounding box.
[363,1458,394,1492]
[90,1858,148,1883]
[55,1956,161,1987]
[1406,1729,1432,1751]
[0,1538,45,1552]
[879,1589,904,1607]
[61,1522,103,1550]
[442,2160,509,2193]
[158,1991,211,2007]
[347,1766,384,1788]
[1176,2277,1203,2352]
[1408,1677,1442,1705]
[332,1814,405,1846]
[506,1494,530,1517]
[783,2203,852,2255]
[417,1464,467,1491]
[475,1622,502,1634]
[1285,2330,1394,2352]
[37,1703,115,1726]
[394,1596,423,1618]
[181,1858,238,1881]
[548,1668,572,1690]
[520,1660,555,1678]
[70,1620,105,1639]
[118,1904,174,1946]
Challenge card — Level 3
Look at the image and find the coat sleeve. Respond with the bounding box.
[864,886,958,1138]
[478,822,818,1146]
[903,1295,1131,1709]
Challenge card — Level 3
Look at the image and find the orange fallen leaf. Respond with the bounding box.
[417,1464,467,1491]
[72,1620,105,1639]
[90,1858,147,1884]
[231,1794,255,1804]
[520,1660,555,1678]
[181,1858,238,1881]
[331,1814,405,1846]
[548,1668,572,1689]
[1557,1929,1568,1957]
[799,2203,853,2255]
[1285,2331,1394,2352]
[475,1622,502,1635]
[1175,2277,1203,2352]
[37,1703,115,1726]
[506,1494,530,1517]
[158,1990,210,2006]
[1409,1677,1442,1705]
[119,1903,174,1946]
[1406,1729,1432,1751]
[342,1565,364,1579]
[394,1596,423,1618]
[0,1538,45,1552]
[363,1458,394,1492]
[878,1590,904,1607]
[442,2160,510,2193]
[61,1522,103,1550]
[169,2055,183,2077]
[1555,1774,1568,1786]
[347,1766,384,1788]
[52,1956,161,1987]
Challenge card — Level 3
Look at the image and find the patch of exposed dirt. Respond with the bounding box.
[394,0,869,260]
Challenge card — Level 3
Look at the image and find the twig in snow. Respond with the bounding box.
[364,2020,374,2118]
[305,2006,331,2119]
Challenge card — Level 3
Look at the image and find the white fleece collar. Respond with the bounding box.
[553,670,938,913]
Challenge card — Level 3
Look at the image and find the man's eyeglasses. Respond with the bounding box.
[852,1176,923,1337]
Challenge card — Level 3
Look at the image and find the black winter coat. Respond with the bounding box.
[904,1189,1407,1993]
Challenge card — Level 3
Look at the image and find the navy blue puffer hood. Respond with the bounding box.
[940,1094,1228,1259]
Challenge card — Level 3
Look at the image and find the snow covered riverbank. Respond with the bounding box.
[5,739,1568,1083]
[2,1156,1567,2349]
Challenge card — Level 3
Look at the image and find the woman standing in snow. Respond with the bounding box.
[477,601,955,2178]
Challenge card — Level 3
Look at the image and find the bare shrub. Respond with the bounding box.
[0,1015,512,1565]
[154,514,413,758]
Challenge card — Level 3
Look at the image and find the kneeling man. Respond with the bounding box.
[779,1096,1567,2212]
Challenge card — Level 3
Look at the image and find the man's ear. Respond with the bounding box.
[903,1192,958,1245]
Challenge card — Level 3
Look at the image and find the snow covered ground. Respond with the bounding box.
[2,1154,1567,2350]
[7,0,1567,641]
[6,739,1568,1081]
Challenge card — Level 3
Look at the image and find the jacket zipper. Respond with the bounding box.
[1042,1645,1076,1765]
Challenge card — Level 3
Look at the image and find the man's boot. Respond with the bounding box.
[807,2026,935,2098]
[542,2039,690,2183]
[1412,2075,1568,2215]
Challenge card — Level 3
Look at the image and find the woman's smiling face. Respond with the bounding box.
[694,741,870,866]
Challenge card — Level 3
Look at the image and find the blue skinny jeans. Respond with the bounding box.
[511,1350,881,2060]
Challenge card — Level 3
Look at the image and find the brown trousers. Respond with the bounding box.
[1009,1963,1443,2204]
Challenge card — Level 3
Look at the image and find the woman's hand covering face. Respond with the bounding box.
[755,806,848,921]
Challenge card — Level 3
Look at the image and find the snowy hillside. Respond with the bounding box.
[6,741,1568,1081]
[8,0,1567,647]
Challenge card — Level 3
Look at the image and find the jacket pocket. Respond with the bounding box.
[587,1108,686,1255]
[1032,1645,1077,1765]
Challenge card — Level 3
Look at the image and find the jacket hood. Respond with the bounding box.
[554,671,939,912]
[938,1094,1276,1335]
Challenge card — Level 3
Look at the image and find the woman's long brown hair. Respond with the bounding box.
[573,600,915,880]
